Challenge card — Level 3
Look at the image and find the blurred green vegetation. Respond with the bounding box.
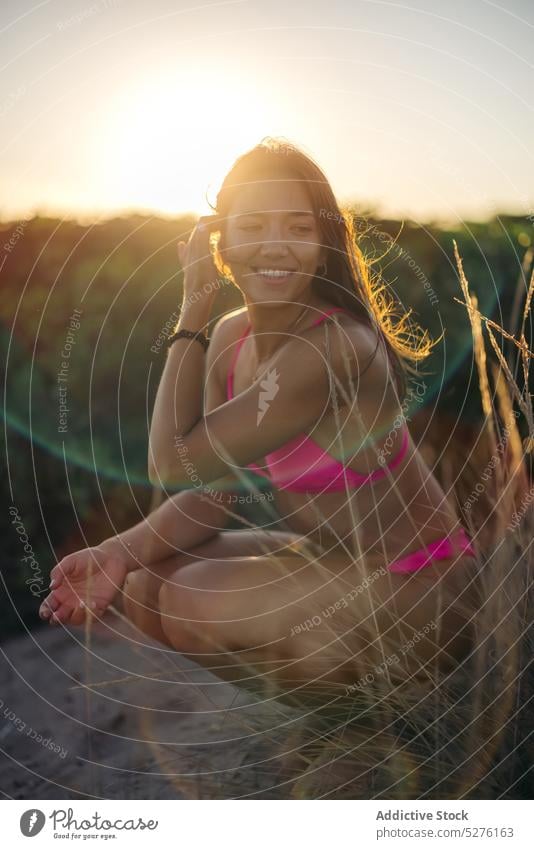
[1,211,532,639]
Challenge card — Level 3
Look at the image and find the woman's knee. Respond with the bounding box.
[122,569,162,626]
[158,562,228,653]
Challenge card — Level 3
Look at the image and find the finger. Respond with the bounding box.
[69,601,93,625]
[49,566,64,588]
[197,214,220,228]
[49,602,75,625]
[50,557,76,589]
[39,593,59,619]
[54,592,95,622]
[69,604,90,627]
[71,600,102,627]
[51,584,76,605]
[194,216,220,241]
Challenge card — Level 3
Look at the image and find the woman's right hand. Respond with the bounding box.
[177,215,220,303]
[39,545,129,626]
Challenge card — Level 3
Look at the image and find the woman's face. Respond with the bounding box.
[219,178,326,305]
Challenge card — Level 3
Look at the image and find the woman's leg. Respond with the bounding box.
[156,548,477,699]
[121,528,309,645]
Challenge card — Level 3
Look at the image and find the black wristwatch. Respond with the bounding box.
[165,328,209,352]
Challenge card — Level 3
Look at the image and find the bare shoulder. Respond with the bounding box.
[300,311,386,386]
[209,306,249,349]
[208,307,248,359]
[204,306,249,395]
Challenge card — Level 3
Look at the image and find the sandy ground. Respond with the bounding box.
[0,613,304,799]
[3,593,532,800]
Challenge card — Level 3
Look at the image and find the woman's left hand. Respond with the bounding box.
[177,215,220,304]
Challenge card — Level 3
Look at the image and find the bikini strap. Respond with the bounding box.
[386,424,410,470]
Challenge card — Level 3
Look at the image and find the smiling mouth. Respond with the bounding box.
[249,267,298,280]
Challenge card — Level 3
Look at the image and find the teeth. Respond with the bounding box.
[254,268,294,277]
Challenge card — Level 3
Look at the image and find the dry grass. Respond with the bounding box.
[296,253,528,798]
[283,245,534,799]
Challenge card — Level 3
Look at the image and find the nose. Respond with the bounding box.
[257,223,292,258]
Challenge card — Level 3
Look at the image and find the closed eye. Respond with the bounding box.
[239,225,312,234]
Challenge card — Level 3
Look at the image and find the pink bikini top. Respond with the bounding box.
[226,307,410,493]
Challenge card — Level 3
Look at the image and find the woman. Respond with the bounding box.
[39,139,478,698]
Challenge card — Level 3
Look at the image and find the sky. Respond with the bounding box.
[1,0,533,225]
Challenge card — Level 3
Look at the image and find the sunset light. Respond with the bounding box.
[100,66,278,216]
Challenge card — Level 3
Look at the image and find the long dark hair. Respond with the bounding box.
[211,136,437,401]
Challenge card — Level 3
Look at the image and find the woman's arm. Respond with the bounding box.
[41,474,243,625]
[98,478,240,573]
[118,291,246,571]
[148,298,213,485]
[149,314,375,489]
[148,216,222,486]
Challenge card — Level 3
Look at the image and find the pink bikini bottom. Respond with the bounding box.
[388,525,476,574]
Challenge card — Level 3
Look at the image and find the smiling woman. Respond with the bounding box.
[41,137,479,703]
